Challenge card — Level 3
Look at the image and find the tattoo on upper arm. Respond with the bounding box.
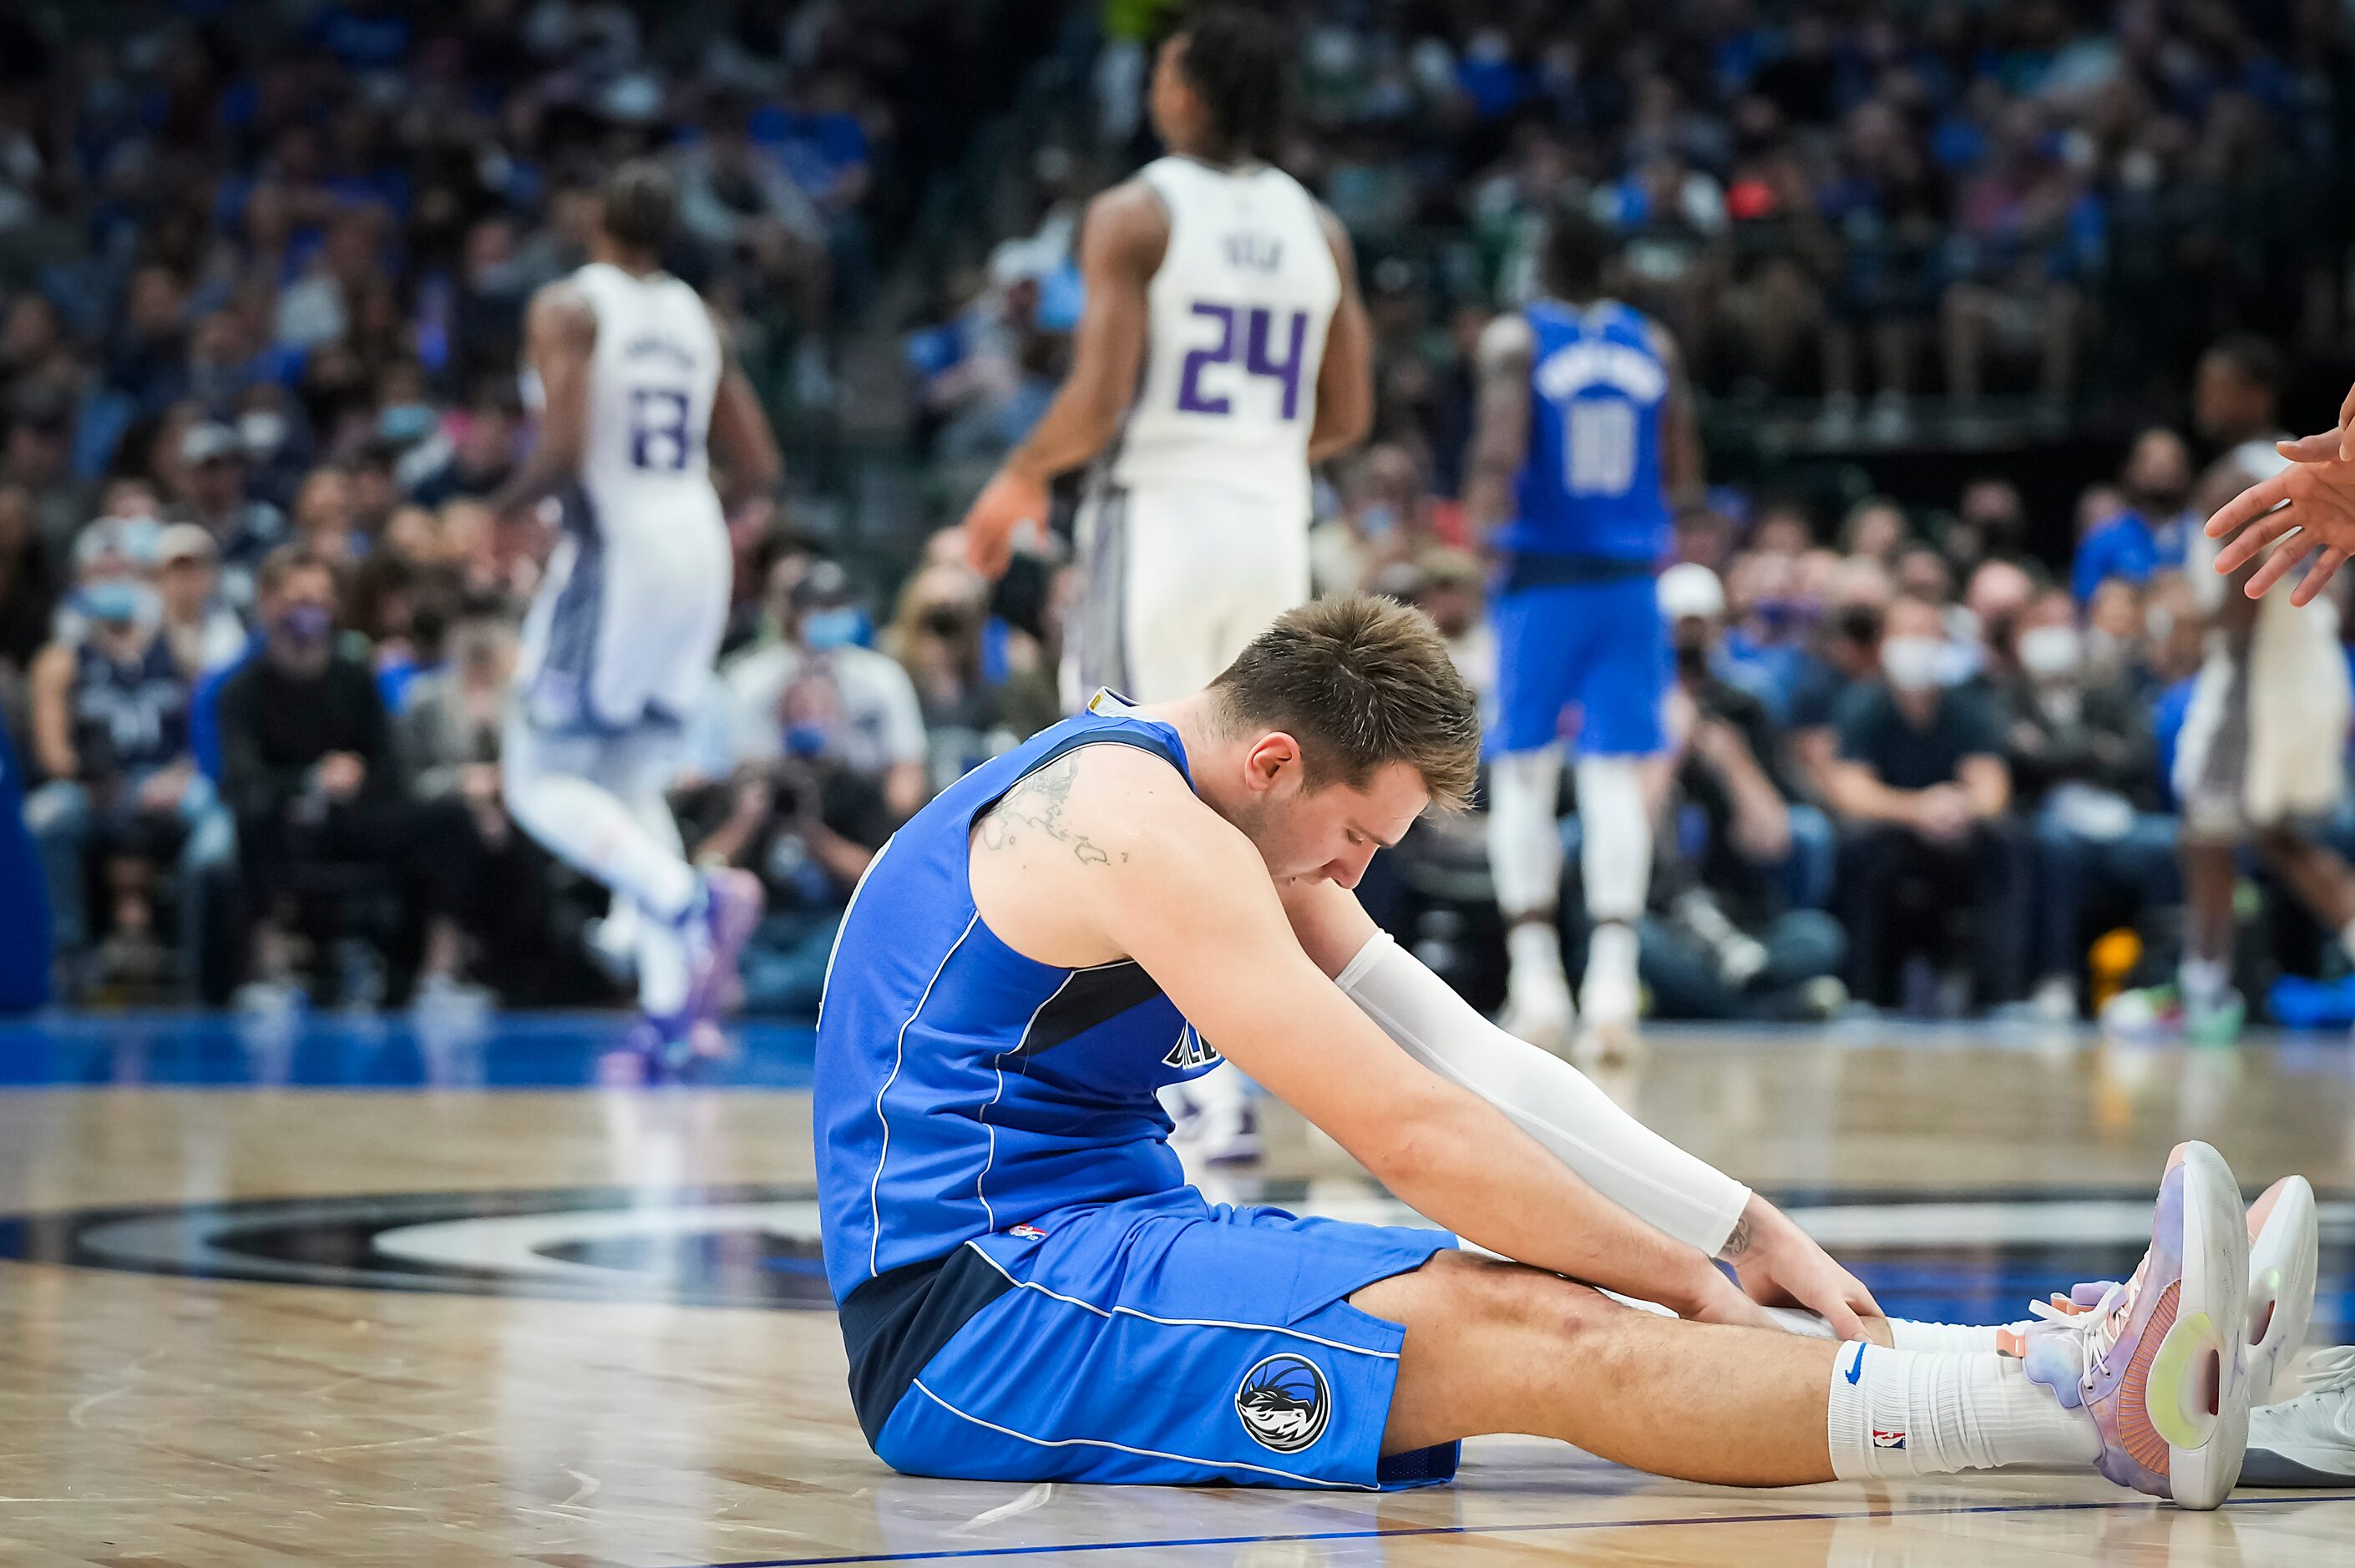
[974,756,1130,867]
[1718,1211,1755,1262]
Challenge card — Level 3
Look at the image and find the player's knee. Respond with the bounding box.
[1428,1252,1618,1340]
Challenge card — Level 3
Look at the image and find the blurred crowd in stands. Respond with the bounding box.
[11,0,2355,1030]
[919,0,2355,458]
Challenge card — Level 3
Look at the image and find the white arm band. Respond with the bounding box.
[1334,928,1751,1256]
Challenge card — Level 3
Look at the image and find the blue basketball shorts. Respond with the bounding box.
[846,1187,1459,1490]
[1488,574,1668,757]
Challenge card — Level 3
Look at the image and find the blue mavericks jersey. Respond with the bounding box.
[813,695,1221,1303]
[1496,299,1671,563]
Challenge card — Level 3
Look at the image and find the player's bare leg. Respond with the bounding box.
[2254,827,2355,974]
[1361,1252,1841,1484]
[1360,1143,2256,1508]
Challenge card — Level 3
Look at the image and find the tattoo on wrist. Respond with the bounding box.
[974,756,1127,867]
[1718,1213,1755,1262]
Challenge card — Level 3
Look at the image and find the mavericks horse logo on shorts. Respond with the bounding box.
[1235,1353,1330,1454]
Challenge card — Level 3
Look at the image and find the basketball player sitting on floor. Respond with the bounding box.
[814,594,2347,1503]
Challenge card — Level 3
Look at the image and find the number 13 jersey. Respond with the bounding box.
[570,260,724,524]
[516,261,729,734]
[1110,156,1339,519]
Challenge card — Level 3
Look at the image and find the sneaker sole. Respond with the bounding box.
[2154,1142,2252,1510]
[2238,1444,2355,1486]
[2248,1176,2319,1405]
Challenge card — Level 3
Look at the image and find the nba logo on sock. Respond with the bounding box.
[1872,1429,1907,1449]
[1235,1354,1329,1454]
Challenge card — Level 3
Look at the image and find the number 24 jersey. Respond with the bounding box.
[1110,155,1339,520]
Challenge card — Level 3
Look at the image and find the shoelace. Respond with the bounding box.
[2291,1345,2355,1395]
[2024,1262,2146,1380]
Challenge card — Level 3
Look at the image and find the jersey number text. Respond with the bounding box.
[629,387,694,472]
[1178,303,1309,421]
[1564,399,1638,497]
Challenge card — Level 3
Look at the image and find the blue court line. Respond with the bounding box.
[679,1491,2355,1567]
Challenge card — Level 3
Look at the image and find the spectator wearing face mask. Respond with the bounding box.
[1787,556,1892,802]
[24,518,224,990]
[724,558,928,824]
[215,544,483,1009]
[1824,593,2028,1010]
[1994,586,2174,1019]
[687,650,905,1019]
[2072,427,2196,603]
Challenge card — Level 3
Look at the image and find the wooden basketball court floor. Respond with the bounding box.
[2,1012,2353,1566]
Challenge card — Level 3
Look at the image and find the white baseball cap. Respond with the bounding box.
[1658,562,1725,621]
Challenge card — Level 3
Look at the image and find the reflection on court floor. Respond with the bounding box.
[0,1014,2350,1565]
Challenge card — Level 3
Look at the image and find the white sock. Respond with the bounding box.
[1886,1320,2005,1354]
[2180,954,2231,1011]
[1587,920,1639,986]
[504,768,698,921]
[1766,1311,2002,1354]
[1507,920,1567,985]
[1487,747,1564,918]
[1573,754,1652,932]
[1826,1342,2098,1479]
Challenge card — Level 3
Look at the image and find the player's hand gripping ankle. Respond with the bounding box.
[1722,1195,1884,1342]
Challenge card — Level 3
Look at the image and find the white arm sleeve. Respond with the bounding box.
[1334,928,1751,1255]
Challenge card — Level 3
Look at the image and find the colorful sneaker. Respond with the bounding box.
[2009,1141,2252,1510]
[2244,1348,2355,1485]
[2099,984,2245,1045]
[2246,1176,2319,1406]
[680,868,764,1030]
[2003,1174,2317,1403]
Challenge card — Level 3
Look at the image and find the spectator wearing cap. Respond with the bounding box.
[723,557,928,823]
[1658,559,1838,924]
[165,422,288,622]
[696,559,927,1016]
[1824,592,2028,1011]
[155,524,250,680]
[24,517,223,990]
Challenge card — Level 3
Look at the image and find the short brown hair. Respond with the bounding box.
[1209,595,1481,811]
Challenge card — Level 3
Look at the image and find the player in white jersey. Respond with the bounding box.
[961,11,1372,1160]
[960,8,1372,706]
[493,161,783,1069]
[2104,336,2355,1044]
